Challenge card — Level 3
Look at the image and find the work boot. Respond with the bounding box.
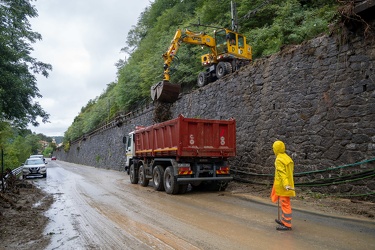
[276,224,292,231]
[275,219,283,226]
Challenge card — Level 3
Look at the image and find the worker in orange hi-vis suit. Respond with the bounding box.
[270,140,296,231]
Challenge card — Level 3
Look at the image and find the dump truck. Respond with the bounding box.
[151,27,252,103]
[124,115,236,194]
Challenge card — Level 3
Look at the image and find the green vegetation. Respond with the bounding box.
[95,155,101,163]
[63,0,339,144]
[0,123,56,170]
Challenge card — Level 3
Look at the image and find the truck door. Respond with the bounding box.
[124,133,134,172]
[227,32,237,54]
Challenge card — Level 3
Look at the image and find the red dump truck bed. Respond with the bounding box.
[134,115,236,158]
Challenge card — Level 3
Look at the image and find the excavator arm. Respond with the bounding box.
[151,29,217,103]
[162,29,216,81]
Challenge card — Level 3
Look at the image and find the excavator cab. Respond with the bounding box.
[215,29,252,60]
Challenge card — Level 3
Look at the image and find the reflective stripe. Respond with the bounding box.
[282,217,291,224]
[282,213,292,227]
[282,212,292,218]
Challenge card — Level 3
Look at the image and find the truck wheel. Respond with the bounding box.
[138,165,149,187]
[216,62,229,79]
[225,62,233,73]
[197,72,208,87]
[129,164,138,184]
[153,165,165,191]
[164,166,179,194]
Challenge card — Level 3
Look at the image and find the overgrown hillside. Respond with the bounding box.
[64,0,339,143]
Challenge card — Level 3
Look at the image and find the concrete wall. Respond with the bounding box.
[56,31,375,198]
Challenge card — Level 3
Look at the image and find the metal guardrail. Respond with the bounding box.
[10,166,23,177]
[354,0,375,13]
[1,166,23,191]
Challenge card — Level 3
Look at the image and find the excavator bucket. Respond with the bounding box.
[151,81,181,103]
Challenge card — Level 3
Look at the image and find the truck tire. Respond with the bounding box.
[153,165,165,191]
[226,62,233,73]
[164,166,179,194]
[138,165,149,187]
[216,62,230,79]
[130,164,138,184]
[197,72,208,87]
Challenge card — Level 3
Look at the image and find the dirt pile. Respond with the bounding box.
[0,180,53,249]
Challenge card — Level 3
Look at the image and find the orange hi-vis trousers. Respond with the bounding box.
[271,187,292,228]
[279,197,292,227]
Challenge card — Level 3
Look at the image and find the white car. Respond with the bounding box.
[22,158,47,178]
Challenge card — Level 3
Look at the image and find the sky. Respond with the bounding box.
[28,0,151,137]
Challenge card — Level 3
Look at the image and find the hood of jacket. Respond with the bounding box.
[273,140,285,156]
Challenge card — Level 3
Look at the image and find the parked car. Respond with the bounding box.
[51,156,57,160]
[22,158,47,178]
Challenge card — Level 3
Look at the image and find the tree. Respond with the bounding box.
[0,0,52,129]
[0,123,50,169]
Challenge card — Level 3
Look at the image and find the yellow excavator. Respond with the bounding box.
[150,27,252,102]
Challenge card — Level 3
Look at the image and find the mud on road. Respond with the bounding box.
[0,172,374,249]
[0,181,53,249]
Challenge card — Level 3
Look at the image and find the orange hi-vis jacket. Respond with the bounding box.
[273,140,296,197]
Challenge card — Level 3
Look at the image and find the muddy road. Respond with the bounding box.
[32,160,375,250]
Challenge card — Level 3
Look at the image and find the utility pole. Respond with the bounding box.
[231,1,239,32]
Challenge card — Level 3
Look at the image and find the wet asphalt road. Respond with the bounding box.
[33,160,375,250]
